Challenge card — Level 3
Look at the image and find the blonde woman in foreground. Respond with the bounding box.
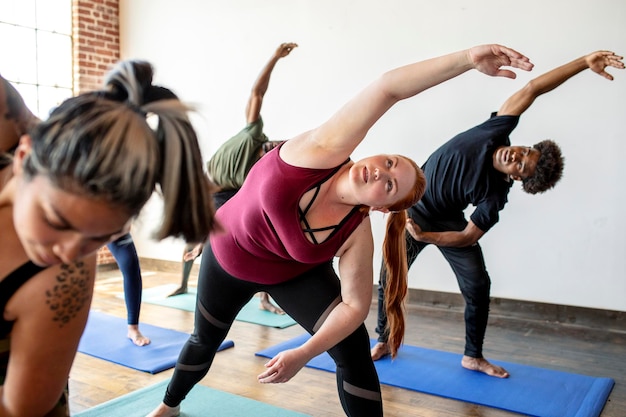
[0,61,216,416]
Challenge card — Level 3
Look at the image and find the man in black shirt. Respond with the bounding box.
[372,50,624,377]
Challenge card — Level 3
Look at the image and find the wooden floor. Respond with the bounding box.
[69,266,626,416]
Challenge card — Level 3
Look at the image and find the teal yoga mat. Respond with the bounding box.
[256,334,614,417]
[140,284,297,328]
[74,379,311,417]
[78,311,234,373]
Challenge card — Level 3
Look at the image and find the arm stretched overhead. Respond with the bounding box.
[282,44,533,170]
[498,50,624,116]
[246,42,298,124]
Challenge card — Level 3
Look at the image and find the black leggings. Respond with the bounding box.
[163,244,382,416]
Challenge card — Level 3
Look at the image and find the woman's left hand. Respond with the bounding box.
[469,44,534,79]
[257,348,309,383]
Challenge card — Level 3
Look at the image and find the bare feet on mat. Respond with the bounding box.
[371,342,391,361]
[168,286,188,297]
[146,403,180,417]
[462,355,509,378]
[128,325,151,346]
[259,292,285,315]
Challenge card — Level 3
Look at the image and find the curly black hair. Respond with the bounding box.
[522,139,564,194]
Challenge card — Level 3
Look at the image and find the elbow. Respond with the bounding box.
[462,232,483,247]
[357,306,370,323]
[0,403,56,417]
[0,382,68,417]
[375,73,404,102]
[347,300,371,324]
[465,238,480,247]
[453,233,480,248]
[523,78,547,97]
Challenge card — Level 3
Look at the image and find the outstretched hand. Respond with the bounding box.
[276,42,298,59]
[468,44,534,79]
[586,51,624,80]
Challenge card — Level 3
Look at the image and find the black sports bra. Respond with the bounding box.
[0,261,45,338]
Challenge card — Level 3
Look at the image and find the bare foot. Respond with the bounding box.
[128,325,151,347]
[168,286,188,297]
[370,342,391,361]
[462,355,509,378]
[259,293,285,315]
[145,403,180,417]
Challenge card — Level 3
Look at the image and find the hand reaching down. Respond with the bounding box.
[258,348,309,384]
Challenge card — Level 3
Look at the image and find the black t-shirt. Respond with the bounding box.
[416,113,519,232]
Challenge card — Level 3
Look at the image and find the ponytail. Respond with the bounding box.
[143,98,217,241]
[24,59,217,244]
[105,60,217,241]
[380,155,426,358]
[382,210,409,358]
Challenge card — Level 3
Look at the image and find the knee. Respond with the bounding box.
[461,277,491,306]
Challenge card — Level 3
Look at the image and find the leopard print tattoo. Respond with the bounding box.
[45,261,92,327]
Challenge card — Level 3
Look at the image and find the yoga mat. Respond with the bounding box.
[140,284,297,328]
[256,334,614,417]
[138,284,197,311]
[74,379,311,417]
[78,311,234,374]
[235,296,297,329]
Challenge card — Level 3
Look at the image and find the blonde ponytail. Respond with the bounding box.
[23,59,217,244]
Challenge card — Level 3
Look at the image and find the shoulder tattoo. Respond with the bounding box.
[45,261,92,327]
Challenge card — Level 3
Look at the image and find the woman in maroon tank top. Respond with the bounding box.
[149,44,534,417]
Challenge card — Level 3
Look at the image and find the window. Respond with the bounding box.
[0,0,72,119]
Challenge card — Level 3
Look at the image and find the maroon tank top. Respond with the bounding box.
[210,145,367,284]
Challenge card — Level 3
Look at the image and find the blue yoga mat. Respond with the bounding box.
[78,311,234,374]
[256,334,614,417]
[140,284,297,328]
[74,379,311,417]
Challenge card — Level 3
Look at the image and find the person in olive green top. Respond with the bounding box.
[205,117,278,207]
[170,42,298,315]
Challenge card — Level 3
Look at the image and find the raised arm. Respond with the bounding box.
[245,42,298,124]
[498,50,624,116]
[282,44,533,169]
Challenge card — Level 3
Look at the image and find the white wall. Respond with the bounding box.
[119,0,626,312]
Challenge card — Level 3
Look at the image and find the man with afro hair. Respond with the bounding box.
[372,50,624,377]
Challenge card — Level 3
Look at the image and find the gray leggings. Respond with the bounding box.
[163,243,383,416]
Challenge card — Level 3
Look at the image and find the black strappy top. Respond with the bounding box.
[0,261,45,338]
[298,177,361,245]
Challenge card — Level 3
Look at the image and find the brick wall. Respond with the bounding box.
[73,0,120,264]
[72,0,120,94]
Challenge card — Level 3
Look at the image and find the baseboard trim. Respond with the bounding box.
[403,287,626,334]
[123,257,624,334]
